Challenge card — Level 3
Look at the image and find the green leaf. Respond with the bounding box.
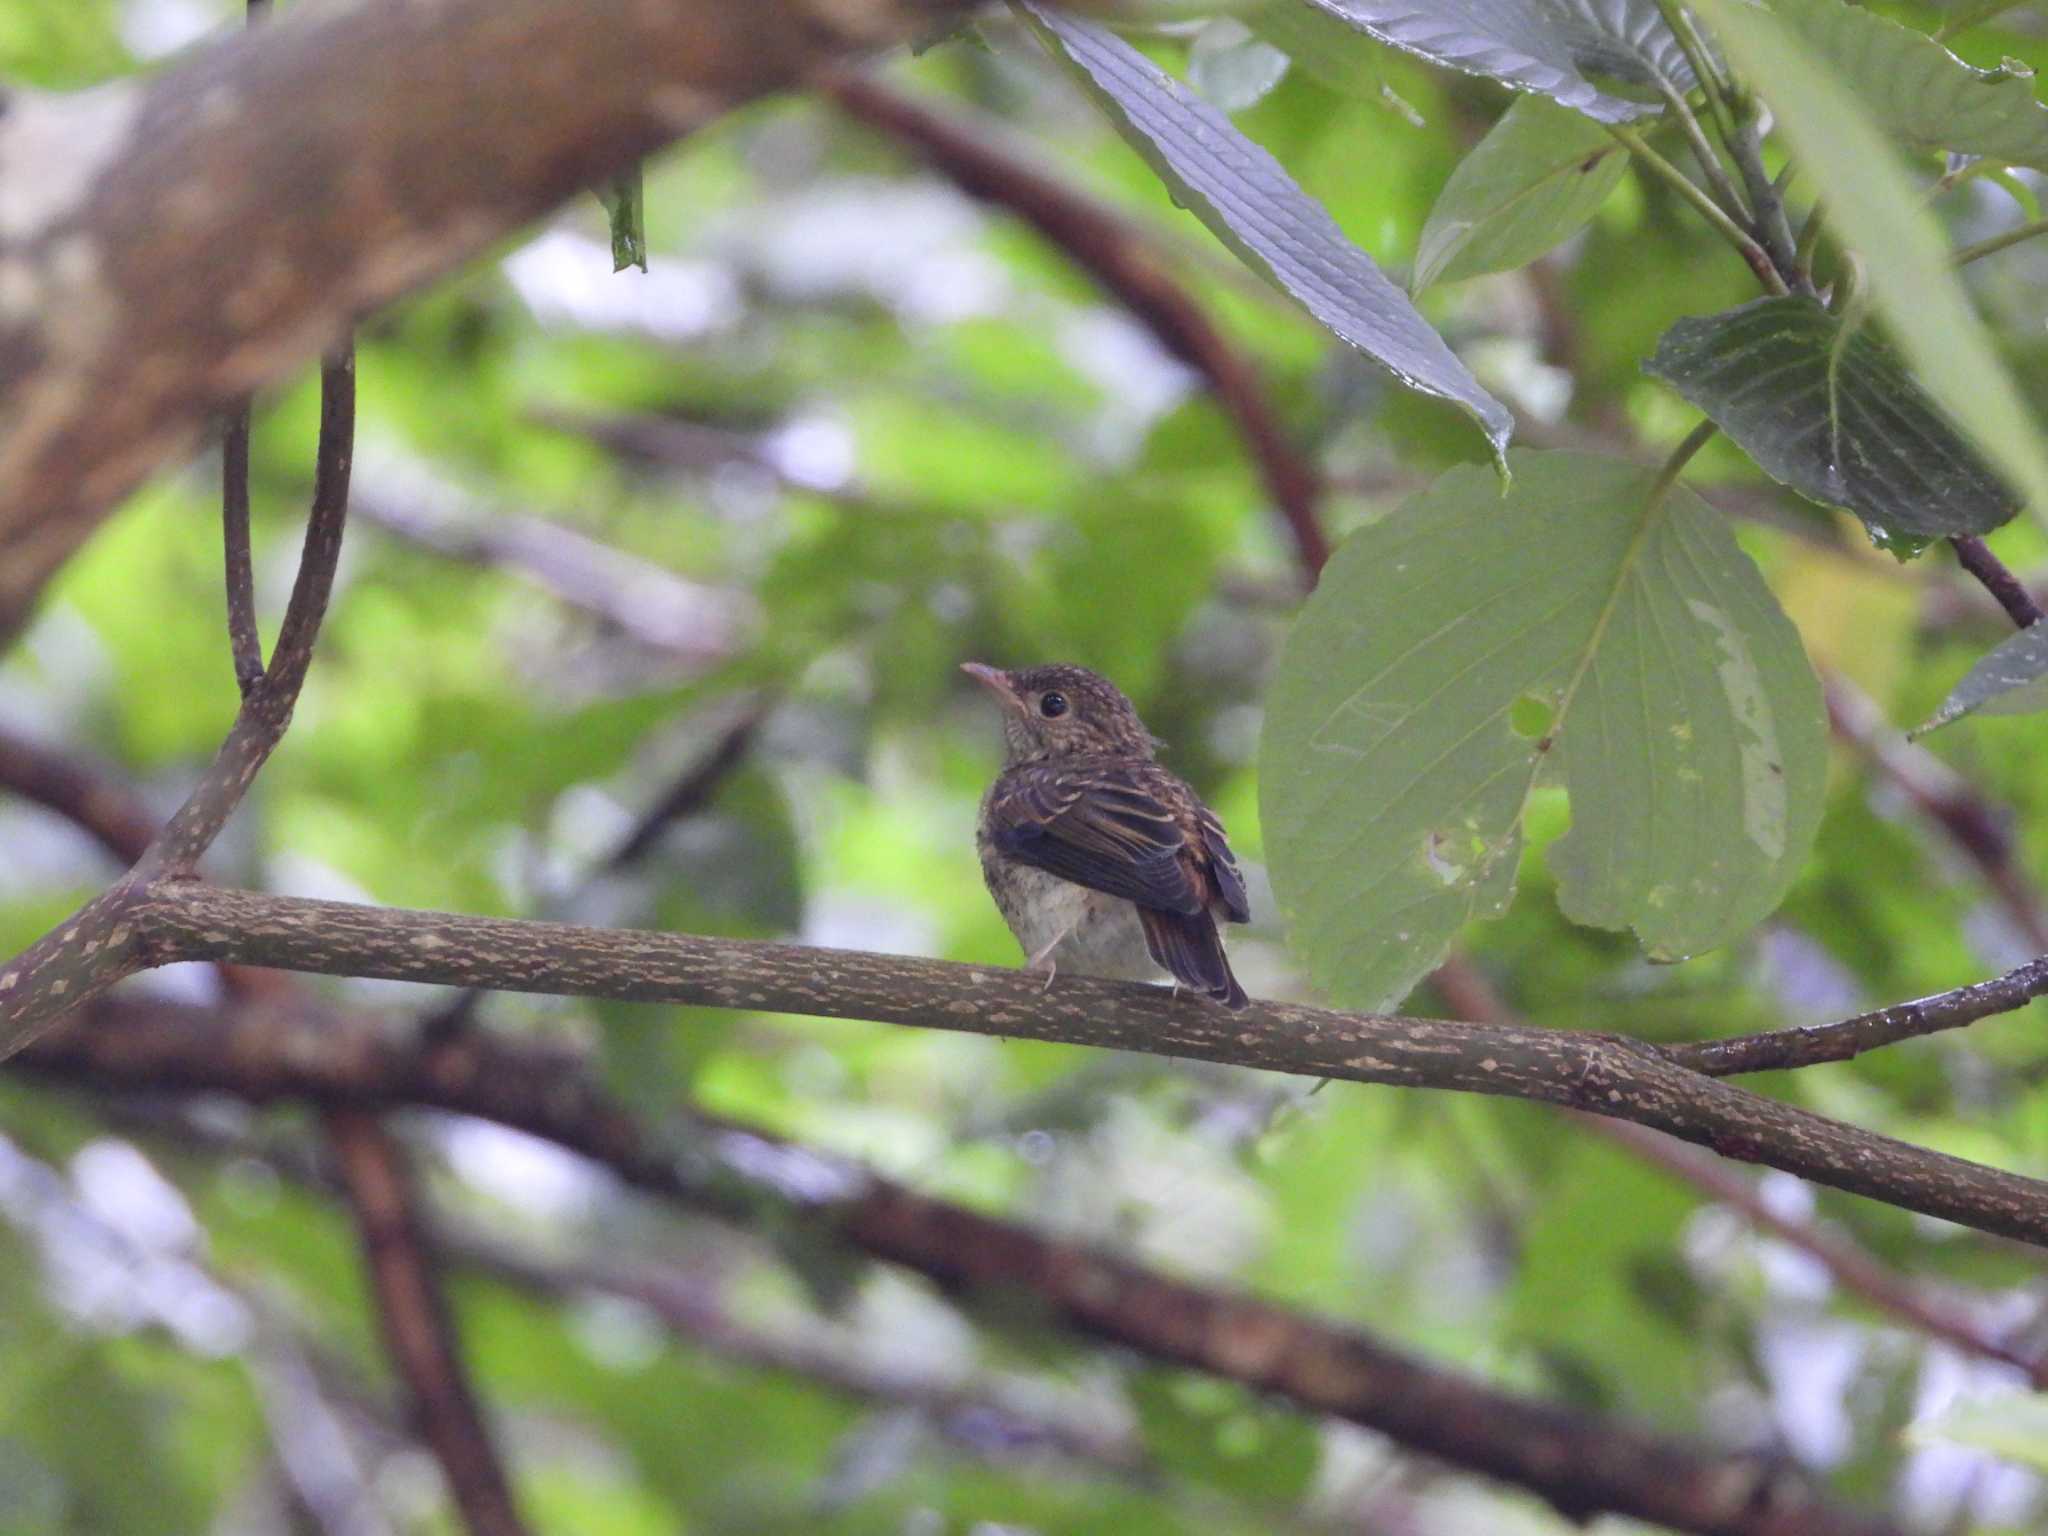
[1415,94,1627,289]
[1644,296,2018,544]
[1259,450,1826,1008]
[600,165,648,273]
[1244,0,1402,106]
[1019,1,1514,468]
[1909,1392,2048,1471]
[1304,0,1691,121]
[1917,620,2048,734]
[1773,0,2048,171]
[1692,0,2048,528]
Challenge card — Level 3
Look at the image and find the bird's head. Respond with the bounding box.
[961,662,1158,763]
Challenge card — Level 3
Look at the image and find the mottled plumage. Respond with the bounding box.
[965,662,1250,1009]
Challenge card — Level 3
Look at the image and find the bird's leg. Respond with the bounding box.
[1024,929,1071,991]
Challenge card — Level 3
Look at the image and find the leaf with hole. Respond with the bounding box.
[1645,296,2018,545]
[1917,620,2048,735]
[1692,0,2048,529]
[1019,1,1513,468]
[1260,451,1826,1009]
[1302,0,1691,121]
[1773,0,2048,171]
[1416,94,1628,289]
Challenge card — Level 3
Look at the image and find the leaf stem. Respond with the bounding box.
[1656,0,1739,139]
[1650,419,1721,504]
[1953,214,2048,267]
[1656,80,1752,224]
[1606,123,1789,295]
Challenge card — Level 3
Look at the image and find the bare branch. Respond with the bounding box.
[326,1110,531,1536]
[141,343,356,879]
[18,992,1905,1536]
[0,0,970,633]
[1669,953,2048,1078]
[823,73,1330,580]
[222,404,265,695]
[0,880,2028,1248]
[1950,533,2046,631]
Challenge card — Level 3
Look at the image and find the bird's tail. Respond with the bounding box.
[1138,907,1248,1010]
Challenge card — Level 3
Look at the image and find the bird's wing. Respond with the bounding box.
[1196,802,1252,924]
[987,759,1234,919]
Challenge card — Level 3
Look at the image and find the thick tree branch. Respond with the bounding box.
[16,994,1901,1536]
[326,1110,531,1536]
[0,0,966,633]
[0,880,2034,1248]
[823,72,1330,580]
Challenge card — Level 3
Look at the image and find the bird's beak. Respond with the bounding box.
[961,661,1023,712]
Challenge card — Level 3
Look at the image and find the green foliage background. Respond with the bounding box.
[7,0,2048,1531]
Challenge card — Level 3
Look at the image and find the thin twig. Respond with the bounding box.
[1607,123,1789,296]
[142,344,356,879]
[1954,213,2048,268]
[222,405,265,695]
[1949,534,2045,629]
[824,72,1330,579]
[1669,953,2048,1077]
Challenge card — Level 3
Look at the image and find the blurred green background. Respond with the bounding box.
[7,1,2048,1531]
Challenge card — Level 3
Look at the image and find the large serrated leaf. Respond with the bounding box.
[1415,94,1627,289]
[1645,296,2017,543]
[1304,0,1691,121]
[1020,2,1514,466]
[1773,0,2048,171]
[1260,450,1825,1009]
[1693,0,2048,527]
[1917,621,2048,735]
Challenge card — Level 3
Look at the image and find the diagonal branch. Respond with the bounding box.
[326,1110,531,1536]
[16,992,1903,1536]
[823,72,1330,579]
[1,879,2036,1249]
[1669,952,2048,1077]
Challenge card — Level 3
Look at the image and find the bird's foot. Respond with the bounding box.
[1024,931,1073,992]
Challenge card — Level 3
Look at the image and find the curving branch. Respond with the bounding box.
[0,0,971,634]
[16,992,1902,1536]
[823,72,1330,579]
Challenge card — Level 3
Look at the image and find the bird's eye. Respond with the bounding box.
[1039,692,1069,719]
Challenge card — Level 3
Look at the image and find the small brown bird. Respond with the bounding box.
[964,661,1251,1009]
